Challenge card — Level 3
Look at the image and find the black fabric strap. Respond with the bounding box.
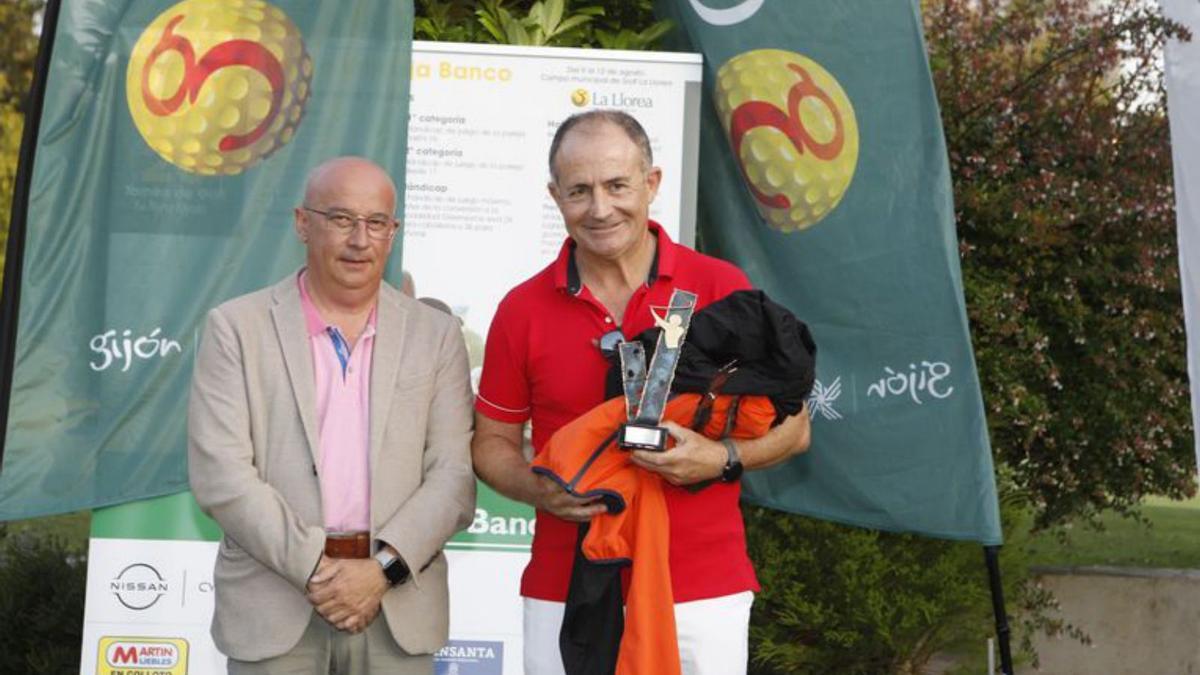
[559,522,624,675]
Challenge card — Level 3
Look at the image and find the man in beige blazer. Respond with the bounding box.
[188,157,475,674]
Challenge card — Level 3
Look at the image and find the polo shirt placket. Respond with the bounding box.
[299,271,375,535]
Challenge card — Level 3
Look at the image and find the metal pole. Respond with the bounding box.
[984,545,1014,674]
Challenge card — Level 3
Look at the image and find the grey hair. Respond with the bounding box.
[548,110,653,181]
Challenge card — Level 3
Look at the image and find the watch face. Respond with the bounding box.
[723,462,744,482]
[383,559,409,585]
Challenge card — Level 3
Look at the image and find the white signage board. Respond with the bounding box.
[403,41,702,354]
[405,42,701,672]
[78,540,521,674]
[81,539,220,675]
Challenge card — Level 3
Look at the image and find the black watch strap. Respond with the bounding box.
[720,438,744,482]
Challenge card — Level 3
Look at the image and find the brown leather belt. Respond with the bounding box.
[324,531,371,559]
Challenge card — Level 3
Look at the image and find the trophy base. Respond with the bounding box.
[618,423,668,452]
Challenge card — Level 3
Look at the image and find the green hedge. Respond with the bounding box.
[0,531,87,674]
[744,490,1078,674]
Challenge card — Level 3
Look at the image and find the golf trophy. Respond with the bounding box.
[617,289,698,452]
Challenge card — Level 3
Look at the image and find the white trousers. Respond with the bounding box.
[523,591,754,675]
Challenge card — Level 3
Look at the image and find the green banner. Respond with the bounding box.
[90,491,221,541]
[0,0,414,519]
[449,482,535,552]
[655,0,1002,543]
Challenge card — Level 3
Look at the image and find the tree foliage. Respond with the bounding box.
[926,0,1195,526]
[746,462,1095,674]
[746,506,988,674]
[0,533,86,674]
[0,0,43,111]
[0,0,43,269]
[415,0,673,50]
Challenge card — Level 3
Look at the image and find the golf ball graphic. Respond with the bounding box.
[715,49,859,232]
[126,0,312,176]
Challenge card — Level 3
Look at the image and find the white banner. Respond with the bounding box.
[1164,0,1200,478]
[403,41,702,354]
[81,539,526,674]
[82,538,221,675]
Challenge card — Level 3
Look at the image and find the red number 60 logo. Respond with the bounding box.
[141,14,285,152]
[126,0,312,176]
[715,50,859,232]
[729,63,846,209]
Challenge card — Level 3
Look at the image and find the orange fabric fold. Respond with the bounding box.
[532,393,776,675]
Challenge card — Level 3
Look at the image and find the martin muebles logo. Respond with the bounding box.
[97,637,188,675]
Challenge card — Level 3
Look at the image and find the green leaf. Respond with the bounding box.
[474,10,506,43]
[593,28,625,50]
[413,17,436,38]
[637,19,675,47]
[545,0,564,35]
[505,15,532,45]
[553,14,594,37]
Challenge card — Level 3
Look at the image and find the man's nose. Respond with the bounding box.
[347,220,371,247]
[589,190,613,219]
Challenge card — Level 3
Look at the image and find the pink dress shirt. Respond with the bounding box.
[298,271,375,533]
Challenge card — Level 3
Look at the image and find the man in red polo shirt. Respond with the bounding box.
[471,111,811,675]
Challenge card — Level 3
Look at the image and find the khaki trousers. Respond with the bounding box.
[227,612,433,675]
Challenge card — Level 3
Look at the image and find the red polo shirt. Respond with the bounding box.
[476,222,760,602]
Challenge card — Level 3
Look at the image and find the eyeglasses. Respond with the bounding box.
[302,206,399,240]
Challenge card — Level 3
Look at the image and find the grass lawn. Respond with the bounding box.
[1025,495,1200,569]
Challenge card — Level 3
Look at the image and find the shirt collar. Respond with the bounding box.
[553,220,676,295]
[297,269,378,339]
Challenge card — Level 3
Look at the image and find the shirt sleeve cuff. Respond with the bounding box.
[474,394,530,424]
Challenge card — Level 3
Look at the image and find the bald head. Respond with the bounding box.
[303,156,397,212]
[294,157,399,303]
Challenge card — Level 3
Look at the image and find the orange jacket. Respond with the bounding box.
[532,392,776,675]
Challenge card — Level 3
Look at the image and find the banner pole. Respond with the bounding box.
[0,0,63,468]
[984,545,1014,674]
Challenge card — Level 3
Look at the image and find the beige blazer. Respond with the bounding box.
[187,274,475,661]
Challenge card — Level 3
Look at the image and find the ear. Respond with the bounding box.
[293,207,309,243]
[645,166,663,203]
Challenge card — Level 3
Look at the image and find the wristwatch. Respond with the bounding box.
[374,549,411,587]
[720,438,744,483]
